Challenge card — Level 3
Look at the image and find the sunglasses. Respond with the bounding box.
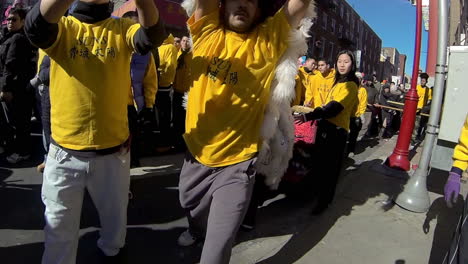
[7,17,18,22]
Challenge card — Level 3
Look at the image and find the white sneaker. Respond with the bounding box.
[177,229,198,247]
[6,153,30,164]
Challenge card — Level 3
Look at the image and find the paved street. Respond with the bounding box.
[0,135,464,264]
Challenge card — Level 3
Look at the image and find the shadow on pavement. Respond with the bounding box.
[354,137,380,156]
[0,134,45,169]
[0,227,202,264]
[0,170,191,263]
[425,196,464,264]
[238,158,409,264]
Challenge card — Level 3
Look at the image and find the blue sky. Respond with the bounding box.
[345,0,428,75]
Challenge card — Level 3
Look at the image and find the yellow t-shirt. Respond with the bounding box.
[184,9,290,167]
[37,49,46,73]
[325,81,358,132]
[355,86,368,117]
[158,35,178,87]
[293,67,317,106]
[45,16,140,150]
[174,51,193,94]
[417,85,432,109]
[128,54,158,108]
[307,69,336,108]
[453,116,468,172]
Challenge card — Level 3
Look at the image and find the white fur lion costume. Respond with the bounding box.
[181,0,316,189]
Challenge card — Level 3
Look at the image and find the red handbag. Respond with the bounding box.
[294,119,318,145]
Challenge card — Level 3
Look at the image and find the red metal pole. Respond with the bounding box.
[426,0,438,77]
[386,0,422,171]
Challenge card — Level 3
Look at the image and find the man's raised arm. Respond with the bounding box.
[135,0,159,27]
[283,0,312,29]
[40,0,75,23]
[193,0,219,22]
[25,0,74,49]
[132,0,167,54]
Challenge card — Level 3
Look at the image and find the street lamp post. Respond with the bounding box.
[386,0,423,171]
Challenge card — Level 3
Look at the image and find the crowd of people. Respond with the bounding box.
[0,0,454,263]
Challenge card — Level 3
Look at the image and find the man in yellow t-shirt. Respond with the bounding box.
[347,72,367,157]
[293,56,317,106]
[156,34,178,152]
[173,35,192,151]
[305,58,336,108]
[412,72,432,143]
[24,0,166,262]
[177,0,311,263]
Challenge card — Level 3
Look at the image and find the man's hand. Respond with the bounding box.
[193,0,219,22]
[0,92,13,103]
[444,172,461,208]
[284,0,312,28]
[135,0,159,27]
[294,113,307,125]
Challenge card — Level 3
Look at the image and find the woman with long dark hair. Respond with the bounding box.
[295,50,359,214]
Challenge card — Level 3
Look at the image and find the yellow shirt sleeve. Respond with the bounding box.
[143,55,158,108]
[187,11,221,49]
[356,86,368,117]
[44,17,66,56]
[304,76,315,107]
[37,49,46,73]
[453,116,468,172]
[123,19,142,52]
[292,74,303,106]
[158,44,178,87]
[258,9,291,59]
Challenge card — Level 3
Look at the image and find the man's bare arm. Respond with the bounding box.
[135,0,160,27]
[283,0,312,29]
[194,0,219,22]
[40,0,75,23]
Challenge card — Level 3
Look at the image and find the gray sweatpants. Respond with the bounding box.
[41,144,130,264]
[179,152,256,264]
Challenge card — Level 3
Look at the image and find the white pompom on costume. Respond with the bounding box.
[181,0,316,189]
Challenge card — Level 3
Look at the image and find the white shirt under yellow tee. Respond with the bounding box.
[184,9,290,167]
[44,16,140,150]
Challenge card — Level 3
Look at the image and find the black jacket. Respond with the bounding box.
[0,29,36,94]
[379,90,397,112]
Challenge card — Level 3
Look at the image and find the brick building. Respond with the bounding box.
[398,54,407,84]
[307,0,382,76]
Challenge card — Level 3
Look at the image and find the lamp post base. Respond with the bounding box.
[386,152,411,171]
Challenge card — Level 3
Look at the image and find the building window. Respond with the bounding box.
[331,18,336,33]
[308,33,316,56]
[321,38,326,57]
[322,13,328,30]
[338,25,343,38]
[329,42,335,62]
[340,5,344,17]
